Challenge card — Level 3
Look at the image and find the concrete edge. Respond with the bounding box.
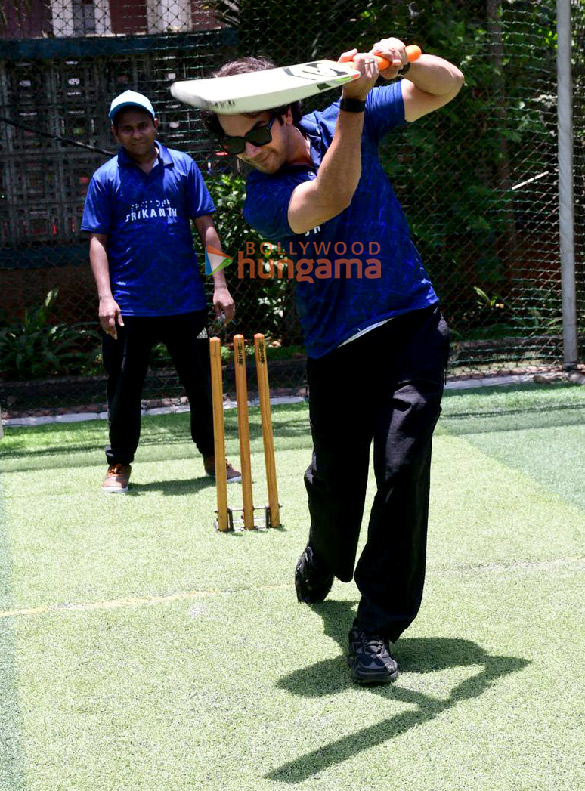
[2,372,584,429]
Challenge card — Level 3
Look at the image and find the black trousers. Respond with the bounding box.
[102,310,214,466]
[305,305,450,642]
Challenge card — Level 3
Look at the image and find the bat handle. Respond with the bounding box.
[341,44,422,71]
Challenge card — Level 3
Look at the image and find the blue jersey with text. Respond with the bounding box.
[244,82,438,358]
[81,143,214,317]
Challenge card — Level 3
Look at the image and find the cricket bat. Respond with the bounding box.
[170,46,421,114]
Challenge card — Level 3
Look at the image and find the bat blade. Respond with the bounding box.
[170,60,360,114]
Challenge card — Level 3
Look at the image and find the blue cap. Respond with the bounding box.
[109,90,155,122]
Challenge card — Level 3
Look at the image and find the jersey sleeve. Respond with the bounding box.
[244,171,305,242]
[81,174,111,233]
[186,158,216,219]
[364,82,407,145]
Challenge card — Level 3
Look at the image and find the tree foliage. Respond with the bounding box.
[208,1,562,338]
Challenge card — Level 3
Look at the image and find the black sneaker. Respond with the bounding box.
[347,625,399,685]
[295,544,334,604]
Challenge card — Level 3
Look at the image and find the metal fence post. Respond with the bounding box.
[557,0,578,369]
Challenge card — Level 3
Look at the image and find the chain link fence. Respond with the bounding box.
[0,0,582,416]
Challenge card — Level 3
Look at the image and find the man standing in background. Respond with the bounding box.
[82,90,239,493]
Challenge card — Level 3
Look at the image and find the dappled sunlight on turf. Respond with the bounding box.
[0,392,584,790]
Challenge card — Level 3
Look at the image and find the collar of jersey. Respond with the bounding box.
[118,141,173,168]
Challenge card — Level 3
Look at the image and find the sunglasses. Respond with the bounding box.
[219,115,276,155]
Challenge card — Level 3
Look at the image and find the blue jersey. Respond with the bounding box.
[244,83,438,358]
[81,143,214,317]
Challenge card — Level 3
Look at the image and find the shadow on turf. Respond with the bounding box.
[127,477,214,496]
[269,599,530,783]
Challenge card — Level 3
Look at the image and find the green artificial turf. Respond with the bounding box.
[0,384,584,790]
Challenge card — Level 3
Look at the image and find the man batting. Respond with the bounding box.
[206,40,463,684]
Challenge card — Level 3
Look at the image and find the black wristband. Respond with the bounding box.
[398,61,411,76]
[339,97,366,113]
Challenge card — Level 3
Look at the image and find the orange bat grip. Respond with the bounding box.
[340,44,422,71]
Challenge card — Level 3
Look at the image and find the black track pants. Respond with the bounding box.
[102,310,214,466]
[304,306,450,641]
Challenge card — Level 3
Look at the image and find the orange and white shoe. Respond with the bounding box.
[102,464,132,494]
[203,456,242,483]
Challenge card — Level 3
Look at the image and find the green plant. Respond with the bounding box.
[448,284,513,340]
[0,289,101,381]
[473,286,506,313]
[204,0,562,356]
[512,285,563,333]
[451,282,564,342]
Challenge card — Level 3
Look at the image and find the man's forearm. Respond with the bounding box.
[211,267,229,291]
[200,223,228,289]
[403,54,464,97]
[92,263,113,300]
[312,110,365,211]
[89,233,123,337]
[287,53,379,234]
[194,216,235,320]
[89,235,113,299]
[287,109,366,234]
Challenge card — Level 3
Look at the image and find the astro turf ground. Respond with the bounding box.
[1,383,584,791]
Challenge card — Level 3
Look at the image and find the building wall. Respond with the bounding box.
[0,0,220,38]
